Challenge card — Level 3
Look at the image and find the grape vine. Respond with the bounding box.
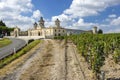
[69,33,120,74]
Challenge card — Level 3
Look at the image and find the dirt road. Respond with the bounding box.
[0,39,93,80]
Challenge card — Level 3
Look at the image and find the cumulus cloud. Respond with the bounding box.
[111,17,120,26]
[72,18,96,30]
[102,16,120,33]
[51,14,74,28]
[0,0,120,32]
[50,0,120,32]
[32,10,42,19]
[64,0,120,18]
[108,14,117,18]
[0,0,42,30]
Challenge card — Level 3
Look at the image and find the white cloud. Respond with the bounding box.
[0,0,42,30]
[51,14,74,28]
[108,14,117,18]
[50,0,120,32]
[0,0,120,33]
[32,10,42,19]
[111,17,120,26]
[106,28,120,33]
[63,0,120,18]
[101,16,120,33]
[72,18,96,30]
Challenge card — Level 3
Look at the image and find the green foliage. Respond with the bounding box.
[0,20,14,36]
[54,36,65,40]
[0,38,12,48]
[0,20,6,26]
[69,33,120,73]
[98,29,103,34]
[113,48,120,63]
[0,40,40,68]
[28,39,34,44]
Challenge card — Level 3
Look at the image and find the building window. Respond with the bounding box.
[58,33,61,36]
[59,30,60,32]
[55,34,57,36]
[63,30,64,32]
[55,29,56,32]
[38,32,40,36]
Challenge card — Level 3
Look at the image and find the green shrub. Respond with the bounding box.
[28,39,34,44]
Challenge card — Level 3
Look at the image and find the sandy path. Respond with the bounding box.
[0,39,93,80]
[66,42,93,80]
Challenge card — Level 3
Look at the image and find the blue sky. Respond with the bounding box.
[0,0,120,33]
[32,0,72,19]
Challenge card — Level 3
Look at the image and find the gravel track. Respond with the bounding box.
[0,39,93,80]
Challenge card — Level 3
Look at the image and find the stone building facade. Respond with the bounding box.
[11,17,98,38]
[10,27,28,37]
[28,17,66,38]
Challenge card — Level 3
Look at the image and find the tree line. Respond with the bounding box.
[0,20,14,36]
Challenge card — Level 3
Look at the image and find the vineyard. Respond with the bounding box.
[69,33,120,75]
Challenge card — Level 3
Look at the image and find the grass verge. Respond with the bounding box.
[0,40,40,68]
[0,38,12,48]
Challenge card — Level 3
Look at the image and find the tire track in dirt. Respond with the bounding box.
[0,39,93,80]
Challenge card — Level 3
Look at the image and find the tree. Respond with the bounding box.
[98,29,103,34]
[0,20,14,36]
[0,20,6,26]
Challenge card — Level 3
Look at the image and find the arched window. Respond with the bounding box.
[38,32,40,36]
[55,29,56,32]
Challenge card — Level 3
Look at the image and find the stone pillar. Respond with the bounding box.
[28,29,31,36]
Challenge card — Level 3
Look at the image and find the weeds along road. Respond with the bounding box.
[0,38,26,60]
[0,39,93,80]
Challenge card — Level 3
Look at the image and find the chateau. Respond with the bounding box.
[11,17,97,39]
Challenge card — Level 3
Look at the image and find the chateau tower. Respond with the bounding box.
[39,17,45,28]
[55,18,60,28]
[93,26,97,34]
[34,22,37,29]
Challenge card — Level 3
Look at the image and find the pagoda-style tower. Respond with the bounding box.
[34,22,37,29]
[39,17,45,28]
[55,18,60,28]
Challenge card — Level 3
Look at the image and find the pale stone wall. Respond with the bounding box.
[28,27,66,39]
[44,28,54,38]
[92,27,97,34]
[10,18,96,39]
[13,27,20,37]
[30,29,43,36]
[53,28,66,37]
[10,31,14,36]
